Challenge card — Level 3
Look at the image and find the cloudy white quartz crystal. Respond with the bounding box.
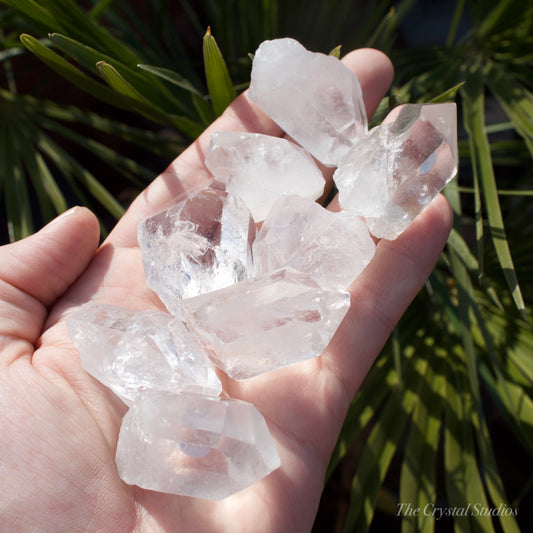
[116,390,280,500]
[67,37,459,502]
[67,303,222,404]
[138,186,256,316]
[334,103,458,240]
[248,38,367,167]
[253,195,375,290]
[205,131,325,221]
[183,267,350,380]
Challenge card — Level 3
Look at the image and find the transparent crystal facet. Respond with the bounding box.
[138,187,256,316]
[334,103,458,240]
[253,195,375,289]
[67,303,222,403]
[66,39,460,503]
[184,267,350,380]
[116,390,281,500]
[248,38,368,166]
[205,131,325,222]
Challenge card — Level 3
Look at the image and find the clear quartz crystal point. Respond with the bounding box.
[205,131,325,222]
[116,390,281,500]
[67,303,222,404]
[138,186,256,316]
[334,103,458,240]
[248,38,368,167]
[252,195,375,289]
[184,267,350,380]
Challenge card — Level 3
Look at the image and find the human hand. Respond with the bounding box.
[0,49,452,532]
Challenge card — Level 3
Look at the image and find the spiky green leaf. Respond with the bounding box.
[203,27,236,117]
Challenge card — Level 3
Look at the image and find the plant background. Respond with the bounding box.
[0,1,532,532]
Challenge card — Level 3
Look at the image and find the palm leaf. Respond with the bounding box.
[399,349,445,533]
[461,69,526,316]
[96,61,204,138]
[49,33,188,115]
[203,27,236,117]
[20,33,131,110]
[137,63,204,96]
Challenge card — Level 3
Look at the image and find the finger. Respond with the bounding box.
[0,207,100,364]
[109,48,394,247]
[344,48,394,119]
[325,194,454,396]
[223,194,452,473]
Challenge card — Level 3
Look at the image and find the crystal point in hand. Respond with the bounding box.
[184,268,350,380]
[138,187,256,315]
[253,195,375,289]
[205,131,325,221]
[67,303,222,403]
[334,103,457,240]
[116,390,280,500]
[248,38,367,166]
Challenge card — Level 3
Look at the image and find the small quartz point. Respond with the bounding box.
[253,195,375,289]
[205,131,325,222]
[116,390,281,500]
[184,267,350,380]
[334,103,458,240]
[67,303,222,404]
[138,186,256,316]
[248,38,367,167]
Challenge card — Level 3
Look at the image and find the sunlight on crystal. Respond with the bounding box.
[69,38,457,501]
[116,391,281,500]
[138,187,255,316]
[184,268,350,380]
[205,131,325,221]
[249,38,367,166]
[334,103,457,239]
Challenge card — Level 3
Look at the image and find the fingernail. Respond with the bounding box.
[46,206,81,229]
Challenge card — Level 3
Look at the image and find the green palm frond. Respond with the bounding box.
[203,27,236,117]
[0,88,176,240]
[323,1,533,531]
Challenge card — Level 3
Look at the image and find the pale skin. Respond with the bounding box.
[0,49,453,532]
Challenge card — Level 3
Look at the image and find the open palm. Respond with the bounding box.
[0,49,452,532]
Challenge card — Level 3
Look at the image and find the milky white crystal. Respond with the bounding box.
[116,390,280,500]
[248,38,367,167]
[334,103,457,240]
[67,303,221,403]
[138,186,256,316]
[205,131,325,222]
[253,195,375,289]
[66,37,461,502]
[184,267,350,380]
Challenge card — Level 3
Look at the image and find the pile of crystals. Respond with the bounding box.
[68,37,457,500]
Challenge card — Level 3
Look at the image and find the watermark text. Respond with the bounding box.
[396,502,518,520]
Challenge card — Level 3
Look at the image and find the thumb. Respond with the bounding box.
[0,207,100,358]
[1,207,100,308]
